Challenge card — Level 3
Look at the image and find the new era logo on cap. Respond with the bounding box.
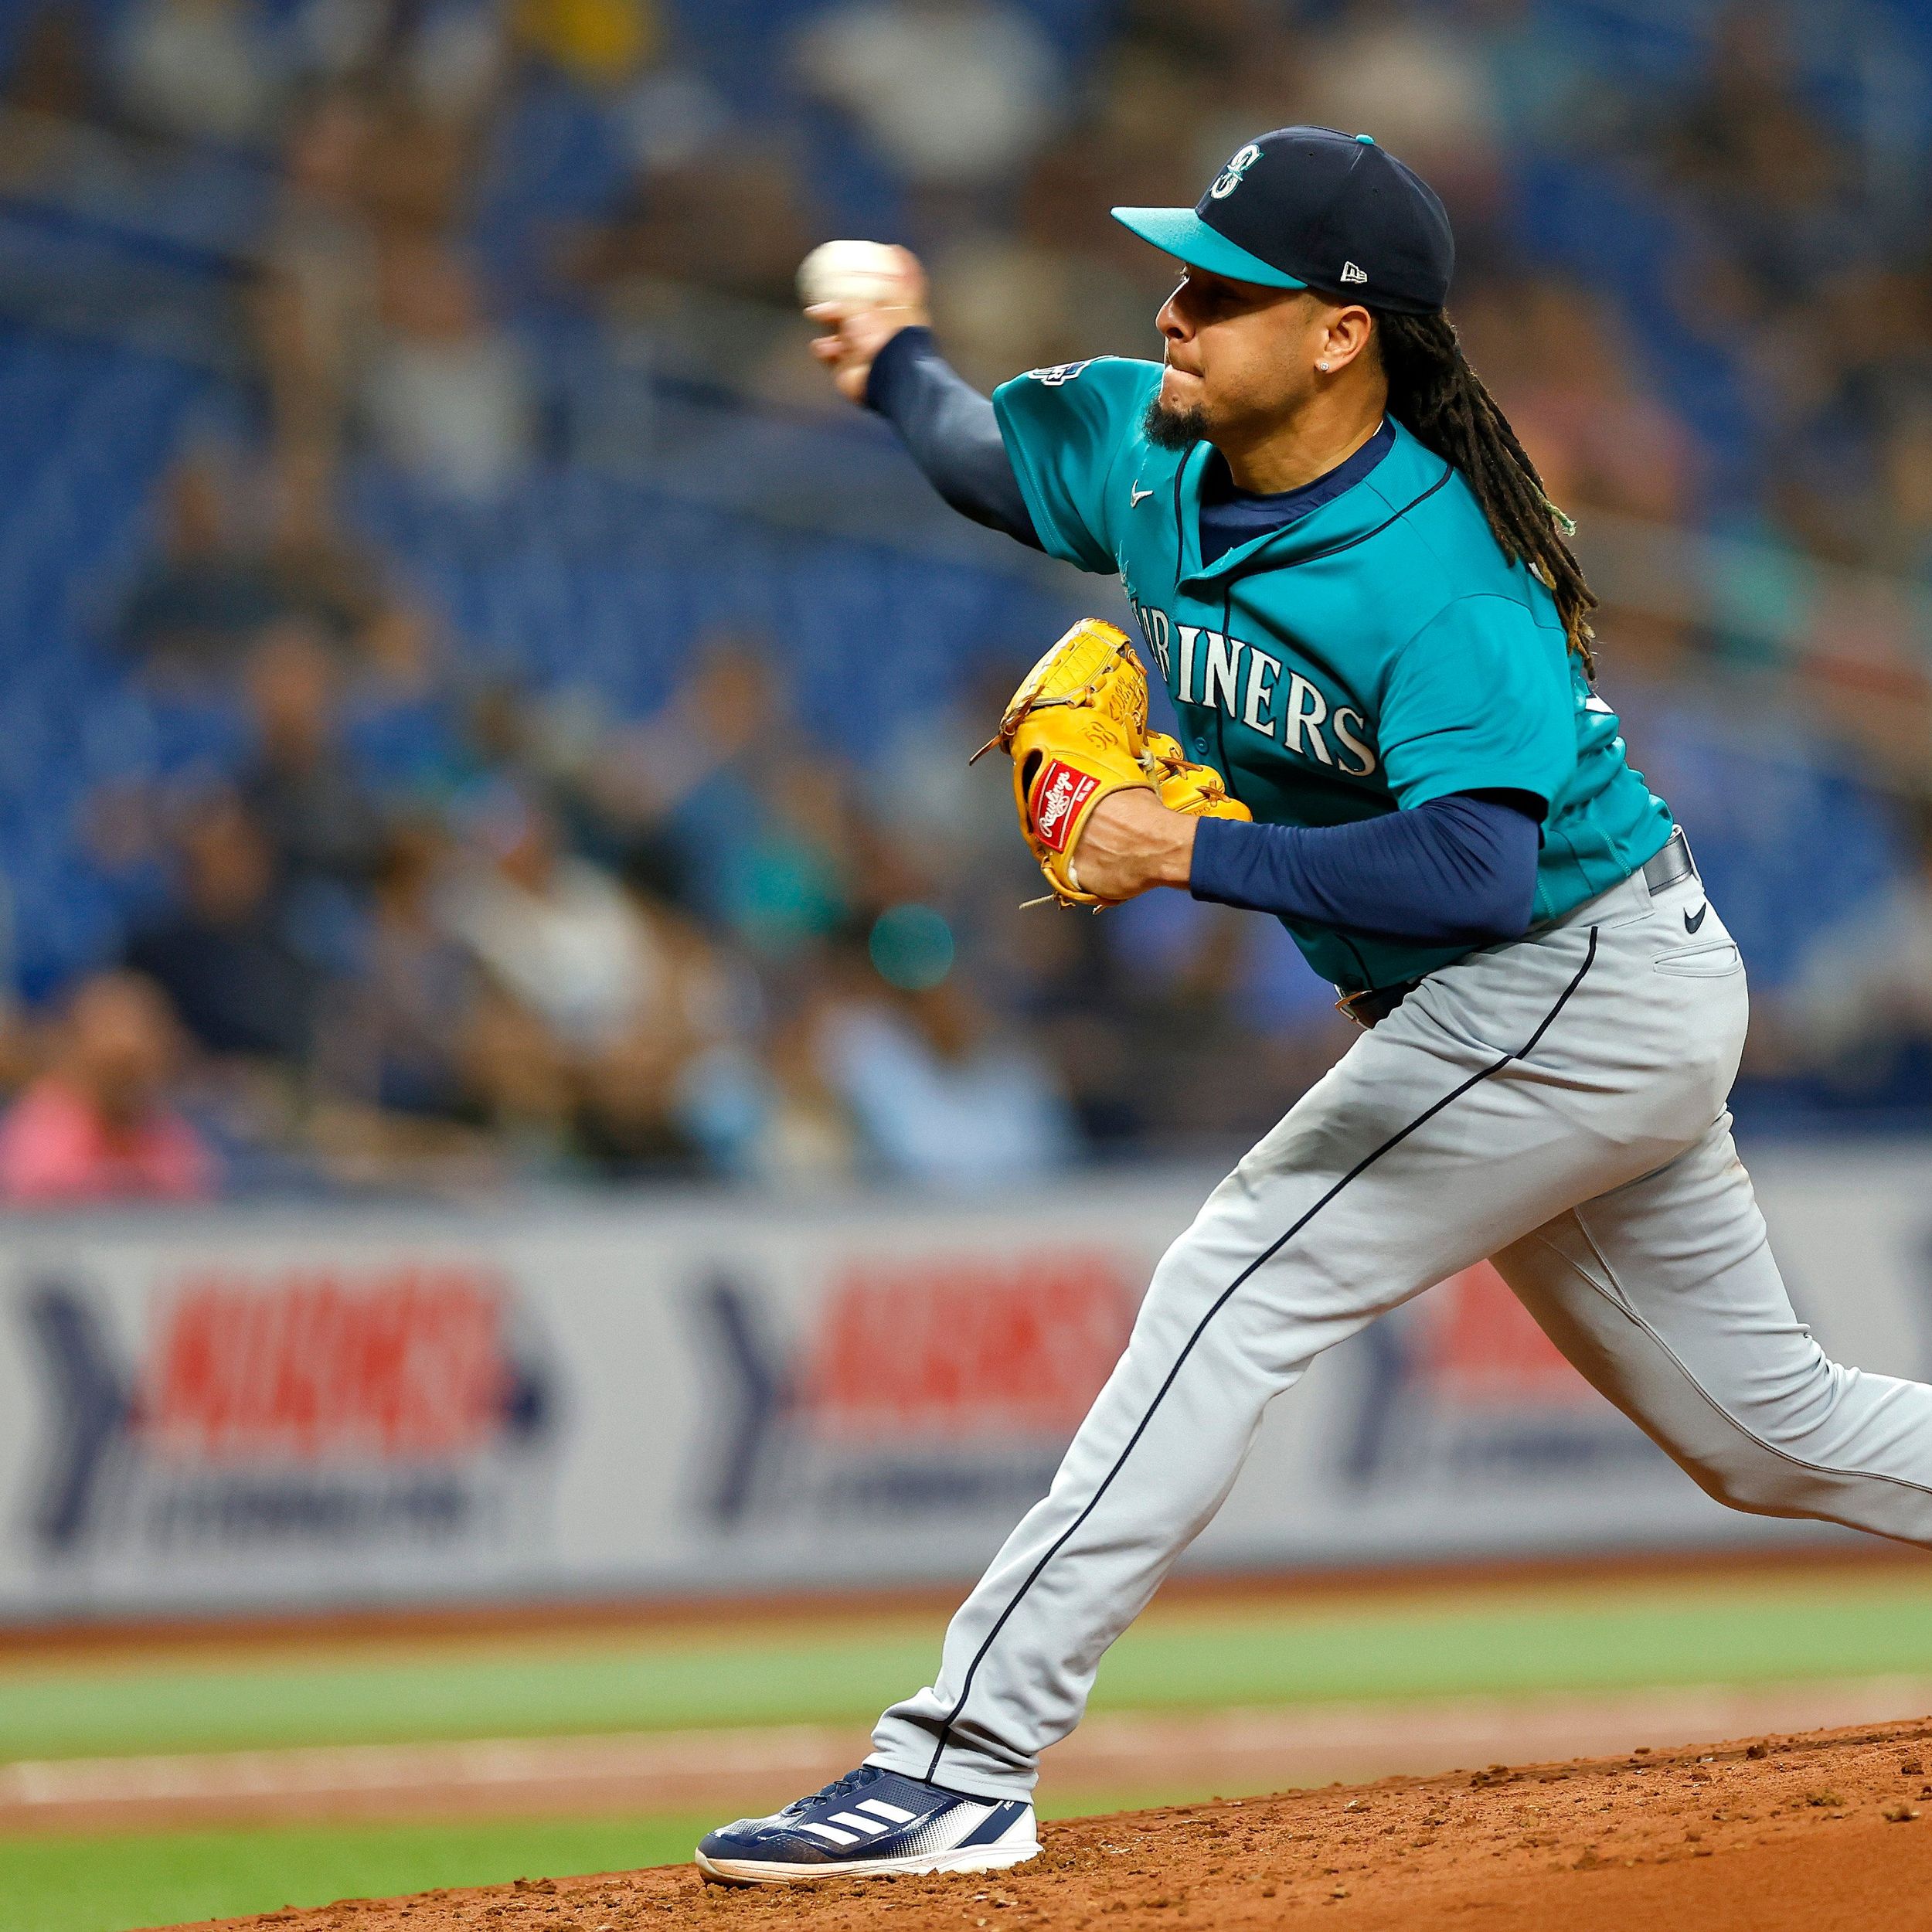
[1340,260,1368,284]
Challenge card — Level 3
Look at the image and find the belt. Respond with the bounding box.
[1335,979,1421,1029]
[1335,828,1699,1031]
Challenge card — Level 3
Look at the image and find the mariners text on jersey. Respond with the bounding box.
[1125,604,1380,777]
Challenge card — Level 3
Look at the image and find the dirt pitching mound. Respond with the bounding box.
[185,1717,1932,1932]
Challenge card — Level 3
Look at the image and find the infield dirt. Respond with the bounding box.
[175,1716,1932,1932]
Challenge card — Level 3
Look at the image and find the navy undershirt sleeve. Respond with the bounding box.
[1189,792,1543,952]
[864,327,1042,548]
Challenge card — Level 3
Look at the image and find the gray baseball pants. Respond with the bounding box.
[868,860,1932,1800]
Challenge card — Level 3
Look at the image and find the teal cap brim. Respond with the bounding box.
[1110,206,1308,290]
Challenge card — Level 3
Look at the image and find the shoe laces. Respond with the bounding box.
[785,1765,882,1815]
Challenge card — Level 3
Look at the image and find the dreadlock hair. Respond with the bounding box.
[1376,308,1598,678]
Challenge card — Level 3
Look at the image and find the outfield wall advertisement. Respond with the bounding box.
[0,1148,1920,1619]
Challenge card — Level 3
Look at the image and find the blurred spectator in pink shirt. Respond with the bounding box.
[0,973,217,1205]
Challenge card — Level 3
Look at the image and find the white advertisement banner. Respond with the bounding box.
[0,1148,1917,1620]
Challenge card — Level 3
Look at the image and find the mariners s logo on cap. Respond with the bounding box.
[1209,143,1262,201]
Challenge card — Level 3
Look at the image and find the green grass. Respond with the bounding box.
[0,1791,1196,1932]
[0,1813,713,1932]
[4,1569,1931,1764]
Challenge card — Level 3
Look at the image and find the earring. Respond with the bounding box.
[1316,360,1331,372]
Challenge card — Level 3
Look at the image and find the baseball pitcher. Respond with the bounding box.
[695,126,1932,1886]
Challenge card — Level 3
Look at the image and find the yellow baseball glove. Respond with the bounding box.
[979,619,1250,909]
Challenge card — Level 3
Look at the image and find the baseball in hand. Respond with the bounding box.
[797,240,913,311]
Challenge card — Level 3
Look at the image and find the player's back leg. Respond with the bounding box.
[1494,1114,1932,1544]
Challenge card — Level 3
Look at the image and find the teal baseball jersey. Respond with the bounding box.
[992,355,1675,994]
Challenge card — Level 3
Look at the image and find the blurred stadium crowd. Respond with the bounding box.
[2,0,1932,1199]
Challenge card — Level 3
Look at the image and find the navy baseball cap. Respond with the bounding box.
[1114,126,1454,315]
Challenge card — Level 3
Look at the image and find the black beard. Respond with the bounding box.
[1141,395,1211,451]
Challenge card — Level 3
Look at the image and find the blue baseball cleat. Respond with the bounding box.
[695,1764,1039,1886]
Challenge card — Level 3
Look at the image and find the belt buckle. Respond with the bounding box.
[1645,827,1695,896]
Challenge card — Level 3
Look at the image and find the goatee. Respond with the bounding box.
[1142,395,1210,451]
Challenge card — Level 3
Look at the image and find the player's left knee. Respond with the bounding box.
[1683,1410,1932,1541]
[1682,1440,1794,1519]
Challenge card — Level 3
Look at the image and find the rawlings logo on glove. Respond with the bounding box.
[1032,760,1099,852]
[977,618,1252,909]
